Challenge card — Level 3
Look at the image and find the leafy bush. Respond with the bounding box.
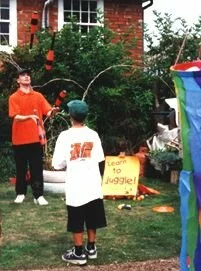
[148,148,182,173]
[0,142,15,182]
[0,22,154,156]
[43,110,70,170]
[144,11,201,102]
[0,97,11,142]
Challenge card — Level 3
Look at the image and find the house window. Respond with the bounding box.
[58,0,104,33]
[0,0,17,52]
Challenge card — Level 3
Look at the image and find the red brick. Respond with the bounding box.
[16,0,143,61]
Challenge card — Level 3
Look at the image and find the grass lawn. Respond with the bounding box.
[0,177,181,270]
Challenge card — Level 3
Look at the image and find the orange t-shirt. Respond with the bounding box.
[9,89,52,145]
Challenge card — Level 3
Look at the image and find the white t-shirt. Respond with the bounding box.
[52,126,105,207]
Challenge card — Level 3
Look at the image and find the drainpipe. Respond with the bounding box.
[142,0,153,57]
[42,0,54,29]
[142,0,153,10]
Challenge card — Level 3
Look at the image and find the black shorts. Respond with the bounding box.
[67,198,107,233]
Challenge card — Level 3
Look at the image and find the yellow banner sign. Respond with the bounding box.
[102,156,140,196]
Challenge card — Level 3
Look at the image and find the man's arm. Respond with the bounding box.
[14,114,39,123]
[46,107,60,118]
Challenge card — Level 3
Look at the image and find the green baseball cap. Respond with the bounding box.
[67,99,88,121]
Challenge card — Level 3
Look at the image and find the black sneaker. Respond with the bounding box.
[85,246,97,259]
[61,248,87,265]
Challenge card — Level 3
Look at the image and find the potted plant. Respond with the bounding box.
[148,148,182,183]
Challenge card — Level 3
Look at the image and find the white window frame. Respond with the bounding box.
[58,0,104,32]
[0,0,17,53]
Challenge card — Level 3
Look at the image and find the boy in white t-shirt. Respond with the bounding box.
[52,99,107,266]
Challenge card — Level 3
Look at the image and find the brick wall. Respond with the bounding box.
[104,0,144,62]
[17,0,57,46]
[17,0,143,61]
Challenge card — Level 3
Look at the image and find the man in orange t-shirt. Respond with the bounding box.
[9,68,55,205]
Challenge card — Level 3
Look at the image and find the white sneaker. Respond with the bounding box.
[34,196,48,205]
[14,194,25,203]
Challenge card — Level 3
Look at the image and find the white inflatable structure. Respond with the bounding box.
[43,170,65,194]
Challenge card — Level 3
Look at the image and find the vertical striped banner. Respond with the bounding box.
[171,61,201,271]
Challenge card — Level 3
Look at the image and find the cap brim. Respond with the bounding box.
[17,68,31,76]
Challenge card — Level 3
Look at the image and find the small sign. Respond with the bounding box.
[102,156,140,196]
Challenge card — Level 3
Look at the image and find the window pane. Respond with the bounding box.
[73,0,80,11]
[0,0,9,8]
[64,0,71,10]
[88,25,93,31]
[90,12,97,23]
[72,11,79,21]
[1,9,9,20]
[81,12,88,23]
[0,34,9,44]
[0,22,9,33]
[90,1,97,11]
[81,0,88,11]
[81,25,88,34]
[64,11,71,22]
[62,0,102,34]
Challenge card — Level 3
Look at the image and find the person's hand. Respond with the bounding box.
[29,114,39,124]
[14,114,39,123]
[48,107,60,117]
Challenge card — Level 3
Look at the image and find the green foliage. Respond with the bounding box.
[0,178,180,269]
[0,22,154,154]
[0,142,15,182]
[43,110,70,170]
[144,11,201,102]
[148,148,182,173]
[0,97,11,142]
[91,71,154,154]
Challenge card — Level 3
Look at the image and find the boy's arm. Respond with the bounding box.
[52,133,67,170]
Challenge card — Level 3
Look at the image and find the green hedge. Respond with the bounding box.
[0,142,15,183]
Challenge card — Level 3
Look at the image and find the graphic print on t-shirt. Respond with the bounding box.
[70,142,93,160]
